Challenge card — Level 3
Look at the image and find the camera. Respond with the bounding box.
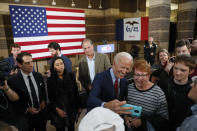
[169,57,176,63]
[121,104,142,117]
[0,71,5,86]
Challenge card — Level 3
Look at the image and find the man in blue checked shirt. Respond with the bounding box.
[177,79,197,131]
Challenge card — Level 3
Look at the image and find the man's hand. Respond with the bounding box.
[56,108,66,118]
[88,85,92,90]
[27,107,39,115]
[10,69,18,76]
[130,118,142,128]
[165,61,174,73]
[104,99,132,115]
[0,80,19,101]
[46,70,51,77]
[124,116,142,128]
[0,80,8,91]
[39,100,45,111]
[125,116,133,128]
[78,108,82,113]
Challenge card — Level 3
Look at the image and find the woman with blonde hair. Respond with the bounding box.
[152,49,170,70]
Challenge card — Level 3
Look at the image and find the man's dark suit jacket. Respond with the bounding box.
[87,69,128,111]
[7,71,46,115]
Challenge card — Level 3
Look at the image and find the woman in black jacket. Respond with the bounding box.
[47,57,80,131]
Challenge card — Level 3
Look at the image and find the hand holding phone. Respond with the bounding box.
[121,104,142,117]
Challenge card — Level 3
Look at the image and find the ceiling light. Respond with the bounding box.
[88,0,92,8]
[99,0,102,9]
[52,0,56,6]
[71,0,75,7]
[32,0,37,4]
[14,0,20,3]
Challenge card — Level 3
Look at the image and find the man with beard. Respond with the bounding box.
[48,42,72,72]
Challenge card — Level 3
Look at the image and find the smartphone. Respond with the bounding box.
[169,57,176,63]
[121,104,142,117]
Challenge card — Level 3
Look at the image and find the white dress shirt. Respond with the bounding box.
[21,71,40,107]
[86,53,96,83]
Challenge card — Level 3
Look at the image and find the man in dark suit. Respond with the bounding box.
[79,39,111,94]
[7,52,47,131]
[144,36,157,66]
[87,52,133,115]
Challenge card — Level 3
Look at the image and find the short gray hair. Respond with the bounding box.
[81,39,93,46]
[114,52,133,64]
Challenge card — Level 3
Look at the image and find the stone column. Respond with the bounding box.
[177,0,197,40]
[0,3,11,58]
[148,0,171,50]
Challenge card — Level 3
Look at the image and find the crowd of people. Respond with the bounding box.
[0,37,196,131]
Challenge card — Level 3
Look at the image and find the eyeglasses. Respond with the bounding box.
[134,74,148,77]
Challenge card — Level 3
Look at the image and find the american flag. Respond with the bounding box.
[9,5,85,59]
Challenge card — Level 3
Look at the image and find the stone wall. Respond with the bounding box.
[177,0,197,40]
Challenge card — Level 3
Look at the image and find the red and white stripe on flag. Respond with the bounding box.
[141,17,148,40]
[9,5,85,59]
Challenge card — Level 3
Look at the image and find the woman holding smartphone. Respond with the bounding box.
[125,60,169,131]
[47,57,80,131]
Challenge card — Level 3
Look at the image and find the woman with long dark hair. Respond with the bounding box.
[47,57,80,131]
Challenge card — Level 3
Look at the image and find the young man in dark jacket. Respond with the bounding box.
[168,55,196,131]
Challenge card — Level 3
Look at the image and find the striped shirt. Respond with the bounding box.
[127,82,168,119]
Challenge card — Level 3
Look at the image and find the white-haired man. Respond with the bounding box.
[87,52,133,115]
